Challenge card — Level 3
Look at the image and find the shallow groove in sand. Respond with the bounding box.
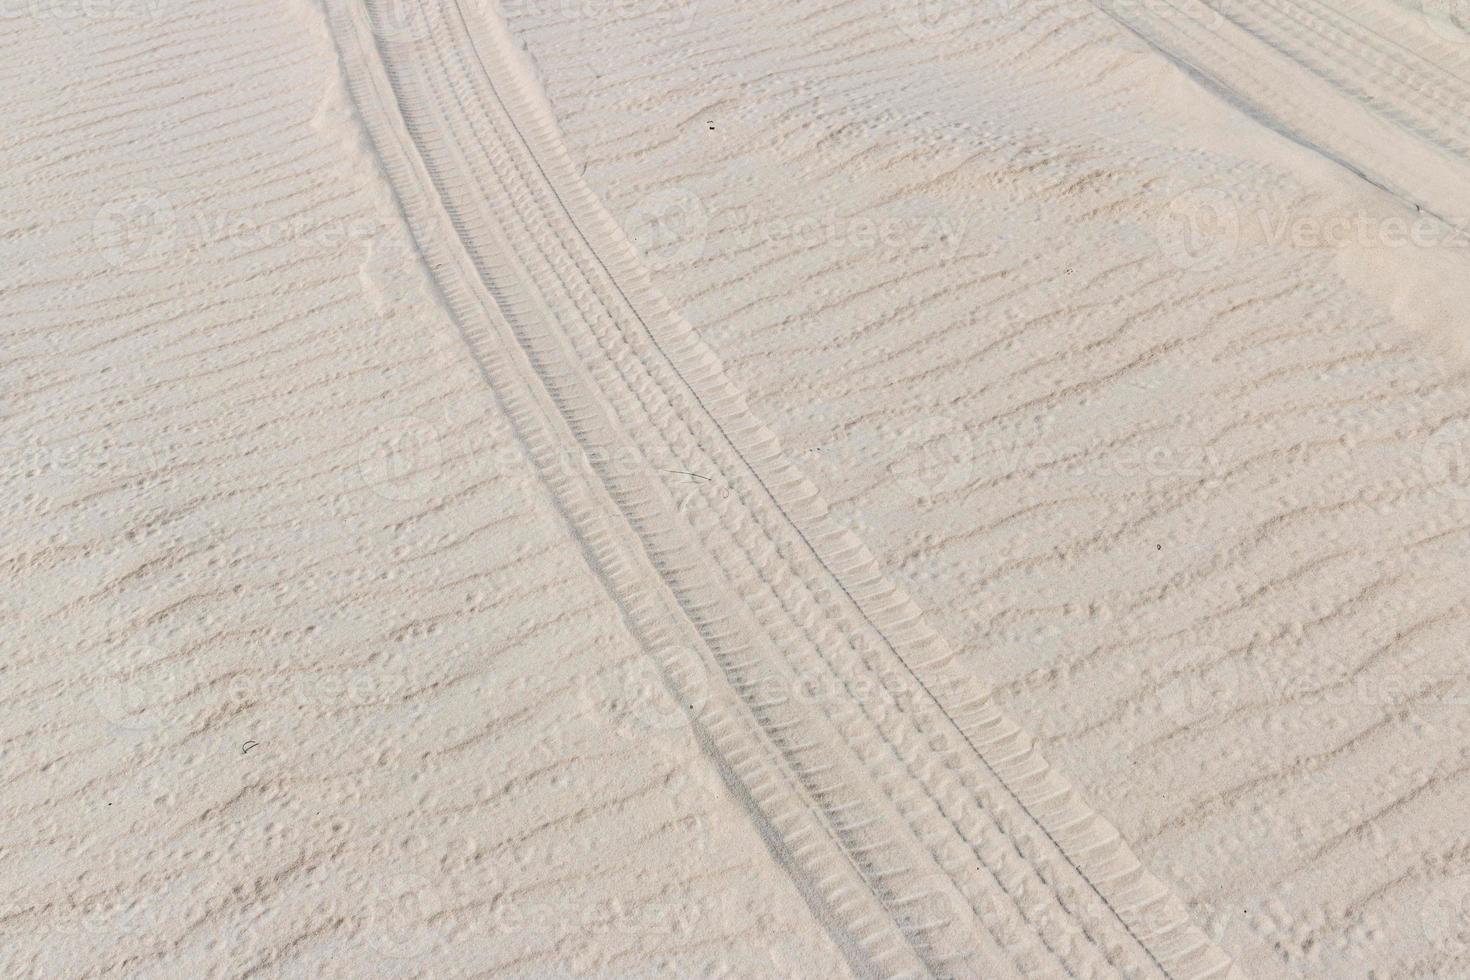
[320,0,1240,975]
[1094,0,1470,227]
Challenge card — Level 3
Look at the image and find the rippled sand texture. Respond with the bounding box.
[5,0,1470,977]
[502,0,1470,977]
[0,2,855,975]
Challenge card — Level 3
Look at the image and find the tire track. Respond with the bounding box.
[319,0,1241,976]
[1091,0,1470,230]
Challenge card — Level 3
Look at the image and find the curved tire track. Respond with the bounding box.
[319,1,1240,976]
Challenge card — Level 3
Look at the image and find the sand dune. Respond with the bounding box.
[3,0,1469,977]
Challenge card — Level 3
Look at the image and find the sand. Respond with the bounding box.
[3,0,1468,977]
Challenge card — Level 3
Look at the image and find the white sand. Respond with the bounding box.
[4,0,1469,977]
